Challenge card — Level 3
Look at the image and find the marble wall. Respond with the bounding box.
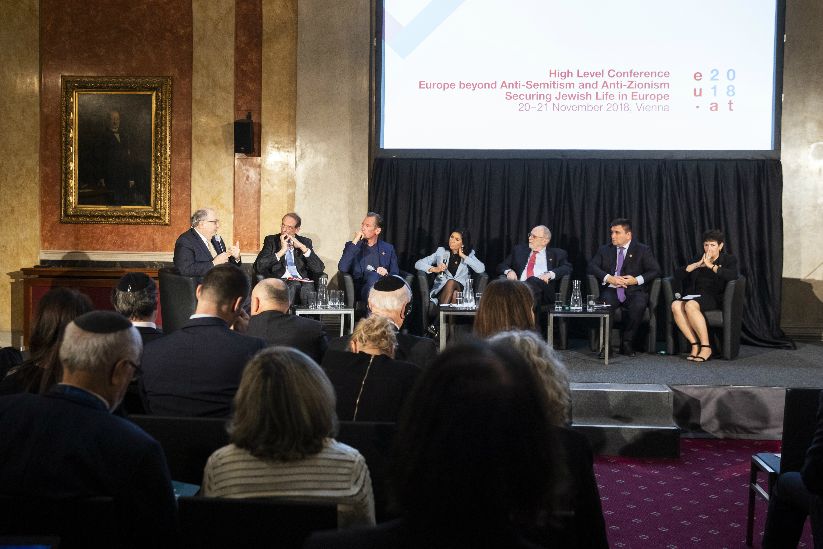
[0,1,40,346]
[780,0,823,339]
[39,0,193,254]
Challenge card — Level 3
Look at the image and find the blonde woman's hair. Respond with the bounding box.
[229,347,336,461]
[350,315,397,358]
[489,330,571,426]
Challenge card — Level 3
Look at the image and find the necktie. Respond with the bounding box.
[616,247,626,302]
[285,248,301,278]
[526,251,537,278]
[207,239,218,258]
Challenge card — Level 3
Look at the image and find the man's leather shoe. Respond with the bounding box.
[620,342,636,357]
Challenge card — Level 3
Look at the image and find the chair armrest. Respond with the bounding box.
[474,272,489,293]
[586,274,600,300]
[342,273,356,308]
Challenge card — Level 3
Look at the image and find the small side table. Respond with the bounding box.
[438,306,477,350]
[294,308,355,337]
[548,308,611,365]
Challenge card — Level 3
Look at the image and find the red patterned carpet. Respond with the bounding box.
[594,438,813,548]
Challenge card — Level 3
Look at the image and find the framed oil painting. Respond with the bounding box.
[61,76,171,224]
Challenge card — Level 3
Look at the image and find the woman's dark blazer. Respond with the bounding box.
[673,252,739,311]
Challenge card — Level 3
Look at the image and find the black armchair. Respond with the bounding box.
[158,267,198,334]
[416,270,489,336]
[662,275,746,360]
[586,275,661,353]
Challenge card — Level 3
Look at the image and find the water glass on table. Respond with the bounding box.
[304,290,317,310]
[455,291,464,307]
[554,293,563,311]
[587,294,596,311]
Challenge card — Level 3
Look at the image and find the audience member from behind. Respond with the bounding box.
[307,340,566,549]
[112,272,163,344]
[0,311,177,547]
[246,278,328,362]
[671,229,739,363]
[489,330,609,548]
[322,315,420,422]
[328,275,437,369]
[0,287,93,395]
[140,264,266,417]
[202,347,375,528]
[473,278,536,338]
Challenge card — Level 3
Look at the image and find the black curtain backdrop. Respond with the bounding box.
[370,157,792,348]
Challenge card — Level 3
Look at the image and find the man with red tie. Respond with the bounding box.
[588,218,660,356]
[497,225,572,309]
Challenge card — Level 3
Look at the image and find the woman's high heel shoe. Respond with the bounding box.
[685,341,699,361]
[692,344,712,363]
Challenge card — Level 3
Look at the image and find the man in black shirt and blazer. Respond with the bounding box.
[588,218,660,356]
[253,212,325,305]
[246,278,328,362]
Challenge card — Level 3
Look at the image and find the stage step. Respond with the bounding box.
[570,382,680,458]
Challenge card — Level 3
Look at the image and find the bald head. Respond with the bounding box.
[251,278,291,315]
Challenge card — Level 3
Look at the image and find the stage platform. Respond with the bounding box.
[558,341,822,447]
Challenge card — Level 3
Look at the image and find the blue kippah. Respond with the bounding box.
[74,311,133,334]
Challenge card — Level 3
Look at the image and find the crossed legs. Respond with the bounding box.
[671,300,711,361]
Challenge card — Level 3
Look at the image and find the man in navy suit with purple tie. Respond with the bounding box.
[173,208,242,278]
[588,218,660,356]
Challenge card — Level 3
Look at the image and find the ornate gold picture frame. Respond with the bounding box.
[61,76,171,224]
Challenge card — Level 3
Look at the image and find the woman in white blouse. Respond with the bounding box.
[201,347,375,528]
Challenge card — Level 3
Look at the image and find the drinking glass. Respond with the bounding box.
[475,292,482,305]
[304,290,317,310]
[554,293,563,311]
[587,294,596,311]
[455,291,463,307]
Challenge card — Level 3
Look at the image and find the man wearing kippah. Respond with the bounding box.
[112,272,163,344]
[328,275,437,369]
[0,311,177,546]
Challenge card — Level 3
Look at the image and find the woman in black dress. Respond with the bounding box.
[671,229,739,362]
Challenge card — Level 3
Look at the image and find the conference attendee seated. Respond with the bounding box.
[202,347,375,528]
[252,212,326,305]
[763,391,823,547]
[338,212,399,302]
[327,275,437,369]
[140,264,266,417]
[112,272,163,344]
[588,218,661,356]
[415,227,485,305]
[0,287,93,396]
[306,340,569,549]
[671,229,739,363]
[0,311,177,546]
[246,278,328,362]
[173,207,241,278]
[498,225,572,308]
[488,330,609,548]
[322,315,420,422]
[473,279,537,339]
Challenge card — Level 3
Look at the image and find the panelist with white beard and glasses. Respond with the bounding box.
[338,212,399,302]
[498,225,572,307]
[587,218,660,357]
[173,208,241,278]
[253,212,325,305]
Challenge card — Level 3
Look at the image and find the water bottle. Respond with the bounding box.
[464,278,474,307]
[317,274,329,309]
[570,279,583,312]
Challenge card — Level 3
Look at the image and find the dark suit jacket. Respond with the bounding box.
[321,351,420,422]
[173,228,241,278]
[0,385,177,545]
[587,240,660,295]
[252,234,325,280]
[136,325,164,345]
[328,330,437,370]
[140,317,266,417]
[497,244,573,280]
[338,240,399,298]
[246,310,328,362]
[802,392,823,496]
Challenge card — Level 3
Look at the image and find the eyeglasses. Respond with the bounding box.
[204,219,219,225]
[281,223,298,230]
[528,233,547,239]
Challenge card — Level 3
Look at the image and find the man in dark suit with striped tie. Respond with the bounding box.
[173,208,242,278]
[587,218,660,356]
